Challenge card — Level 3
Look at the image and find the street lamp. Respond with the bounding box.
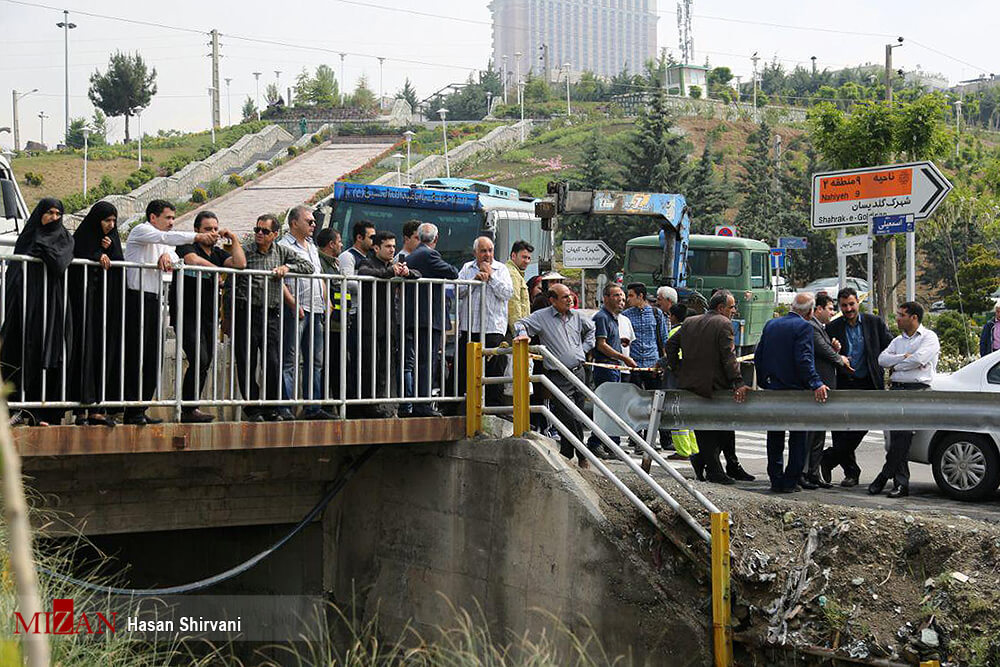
[751,51,760,121]
[377,57,385,108]
[339,53,346,106]
[56,10,77,144]
[562,63,572,117]
[437,108,450,178]
[82,125,91,194]
[502,55,508,103]
[392,152,404,187]
[955,99,963,158]
[12,88,38,151]
[224,78,232,126]
[403,129,415,183]
[252,71,262,121]
[518,79,525,143]
[485,92,493,119]
[135,106,144,167]
[38,111,49,146]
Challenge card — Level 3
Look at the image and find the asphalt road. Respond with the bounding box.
[610,430,1000,524]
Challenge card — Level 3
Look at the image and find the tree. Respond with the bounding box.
[707,67,734,101]
[774,144,837,285]
[65,110,107,149]
[265,83,282,106]
[523,73,552,103]
[734,121,777,240]
[947,244,1000,312]
[683,142,734,232]
[618,91,689,192]
[688,85,702,99]
[311,65,338,106]
[241,96,258,123]
[88,51,157,142]
[350,74,377,110]
[396,78,418,109]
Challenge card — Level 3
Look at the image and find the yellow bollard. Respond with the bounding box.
[919,662,941,667]
[711,512,733,667]
[512,338,530,436]
[465,341,483,437]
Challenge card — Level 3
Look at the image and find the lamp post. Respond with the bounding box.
[563,63,572,117]
[38,111,48,146]
[56,10,77,144]
[502,54,508,103]
[224,77,232,126]
[955,99,963,158]
[252,71,262,121]
[392,152,404,186]
[403,129,415,183]
[82,126,90,194]
[135,107,143,167]
[486,91,493,119]
[751,52,760,121]
[339,53,346,105]
[519,79,525,143]
[377,56,385,108]
[437,108,450,178]
[12,88,38,151]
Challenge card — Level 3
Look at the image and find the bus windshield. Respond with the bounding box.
[330,201,482,269]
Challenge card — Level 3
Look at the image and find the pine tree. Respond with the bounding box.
[578,127,605,189]
[396,78,419,109]
[683,142,733,232]
[774,145,837,284]
[619,91,689,192]
[734,121,777,241]
[88,50,157,142]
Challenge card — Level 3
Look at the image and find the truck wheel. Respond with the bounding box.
[931,433,1000,501]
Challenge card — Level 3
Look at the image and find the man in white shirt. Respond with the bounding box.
[123,199,217,425]
[456,236,513,406]
[277,205,334,421]
[869,301,941,498]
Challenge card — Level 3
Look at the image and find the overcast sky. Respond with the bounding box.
[1,0,997,150]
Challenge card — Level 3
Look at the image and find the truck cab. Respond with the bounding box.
[624,234,775,354]
[0,154,27,249]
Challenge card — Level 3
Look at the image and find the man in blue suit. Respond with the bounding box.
[402,222,459,417]
[754,292,830,492]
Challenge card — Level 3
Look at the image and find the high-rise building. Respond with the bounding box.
[490,0,658,83]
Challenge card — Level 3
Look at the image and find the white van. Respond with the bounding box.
[0,154,27,250]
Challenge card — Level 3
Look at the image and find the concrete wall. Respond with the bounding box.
[67,124,294,226]
[370,120,532,186]
[323,433,711,665]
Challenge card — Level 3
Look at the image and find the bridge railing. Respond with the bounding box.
[0,253,488,420]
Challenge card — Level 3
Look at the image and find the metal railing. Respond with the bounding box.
[0,253,488,419]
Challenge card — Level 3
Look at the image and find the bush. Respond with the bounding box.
[124,166,156,190]
[159,154,193,176]
[228,173,244,187]
[23,171,43,187]
[287,146,299,157]
[310,134,322,144]
[204,178,229,199]
[929,310,977,358]
[190,188,208,203]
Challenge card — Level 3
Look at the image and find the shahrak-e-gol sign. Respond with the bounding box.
[810,161,952,229]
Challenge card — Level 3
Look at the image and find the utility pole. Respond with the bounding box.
[734,75,741,103]
[12,89,38,151]
[955,99,963,158]
[56,10,77,144]
[563,63,572,116]
[810,55,817,77]
[339,53,346,105]
[751,52,760,121]
[884,37,904,312]
[208,88,216,145]
[224,77,232,126]
[209,30,220,128]
[252,71,262,121]
[38,111,48,146]
[538,43,549,80]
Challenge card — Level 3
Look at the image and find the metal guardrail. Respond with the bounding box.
[594,382,1000,434]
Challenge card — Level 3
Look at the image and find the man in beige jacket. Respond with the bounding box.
[506,240,533,336]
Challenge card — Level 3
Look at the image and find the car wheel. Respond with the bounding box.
[931,433,1000,501]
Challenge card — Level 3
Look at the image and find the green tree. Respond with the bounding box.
[683,142,733,231]
[774,144,837,285]
[396,78,418,109]
[618,91,689,192]
[241,96,258,123]
[707,67,734,101]
[523,73,552,103]
[265,83,281,106]
[572,71,606,101]
[88,51,157,142]
[578,127,605,189]
[931,310,977,358]
[609,68,635,96]
[65,110,107,149]
[946,244,1000,312]
[733,121,777,240]
[350,74,377,110]
[688,85,702,99]
[311,65,339,106]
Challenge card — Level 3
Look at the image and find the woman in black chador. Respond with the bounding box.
[1,198,75,426]
[67,200,124,426]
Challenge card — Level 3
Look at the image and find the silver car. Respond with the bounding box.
[906,351,1000,501]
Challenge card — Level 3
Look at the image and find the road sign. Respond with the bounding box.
[836,234,870,258]
[872,213,915,236]
[715,225,736,237]
[810,161,952,229]
[777,236,808,249]
[562,240,614,269]
[769,248,786,269]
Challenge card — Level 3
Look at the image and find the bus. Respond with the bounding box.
[623,234,775,353]
[314,178,551,274]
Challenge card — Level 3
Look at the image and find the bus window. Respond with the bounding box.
[750,252,768,288]
[688,249,742,277]
[627,246,663,274]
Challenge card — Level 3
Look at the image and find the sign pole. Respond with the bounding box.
[837,228,847,289]
[906,231,916,302]
[866,237,874,313]
[580,269,586,309]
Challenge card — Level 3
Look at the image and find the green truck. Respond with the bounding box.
[623,234,775,355]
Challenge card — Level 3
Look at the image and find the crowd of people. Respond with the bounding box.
[0,197,943,497]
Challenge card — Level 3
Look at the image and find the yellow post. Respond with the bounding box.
[512,338,530,435]
[919,662,941,667]
[465,341,483,436]
[711,512,733,667]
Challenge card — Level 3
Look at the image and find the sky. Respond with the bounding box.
[0,0,997,150]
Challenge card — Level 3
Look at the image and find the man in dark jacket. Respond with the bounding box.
[755,293,829,493]
[979,303,1000,357]
[662,289,752,484]
[803,293,851,488]
[821,286,892,486]
[356,231,420,416]
[402,222,458,417]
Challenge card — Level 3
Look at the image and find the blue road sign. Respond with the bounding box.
[777,236,808,249]
[872,213,915,236]
[769,248,786,270]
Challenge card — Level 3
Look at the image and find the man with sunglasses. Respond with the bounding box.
[230,214,313,422]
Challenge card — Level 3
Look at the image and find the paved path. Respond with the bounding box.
[178,142,393,236]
